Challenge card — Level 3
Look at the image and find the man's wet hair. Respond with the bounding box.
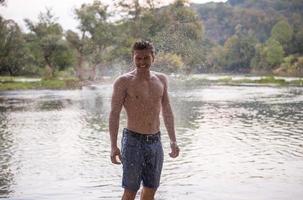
[132,40,155,55]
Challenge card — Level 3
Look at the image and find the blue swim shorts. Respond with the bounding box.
[121,128,164,192]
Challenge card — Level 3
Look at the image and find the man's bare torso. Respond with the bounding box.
[120,70,165,134]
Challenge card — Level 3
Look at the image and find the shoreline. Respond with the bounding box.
[170,76,303,87]
[0,76,303,91]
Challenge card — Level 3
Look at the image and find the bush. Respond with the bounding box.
[153,52,184,73]
[282,55,296,66]
[289,56,303,76]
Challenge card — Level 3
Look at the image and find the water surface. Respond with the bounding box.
[0,82,303,200]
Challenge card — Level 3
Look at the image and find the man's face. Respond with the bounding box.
[133,49,154,69]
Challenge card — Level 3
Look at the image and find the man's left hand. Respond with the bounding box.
[169,142,180,158]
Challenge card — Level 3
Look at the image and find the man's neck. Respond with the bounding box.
[135,68,151,80]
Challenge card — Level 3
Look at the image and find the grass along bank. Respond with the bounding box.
[0,78,81,90]
[170,75,303,87]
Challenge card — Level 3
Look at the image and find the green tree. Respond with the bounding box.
[114,0,162,37]
[251,39,284,72]
[264,38,284,67]
[270,20,293,47]
[153,52,184,73]
[293,27,303,54]
[25,9,69,78]
[250,43,266,72]
[222,33,257,72]
[154,0,204,73]
[206,45,226,72]
[65,30,90,80]
[0,17,28,75]
[74,1,114,79]
[102,0,166,73]
[110,0,205,73]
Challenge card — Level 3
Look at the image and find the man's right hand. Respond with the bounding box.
[110,146,122,164]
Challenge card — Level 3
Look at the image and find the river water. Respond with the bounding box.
[0,81,303,200]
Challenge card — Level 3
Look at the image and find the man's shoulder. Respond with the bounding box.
[152,71,168,83]
[114,72,134,84]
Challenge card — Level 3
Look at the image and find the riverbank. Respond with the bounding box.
[1,75,303,91]
[0,78,82,90]
[171,75,303,87]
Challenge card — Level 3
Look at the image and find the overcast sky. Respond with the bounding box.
[0,0,227,32]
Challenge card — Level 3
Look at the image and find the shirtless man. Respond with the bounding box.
[109,40,180,200]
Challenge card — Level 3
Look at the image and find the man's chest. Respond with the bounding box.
[126,79,164,102]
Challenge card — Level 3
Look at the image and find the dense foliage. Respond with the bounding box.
[0,0,302,79]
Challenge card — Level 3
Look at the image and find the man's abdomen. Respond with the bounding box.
[126,111,161,134]
[124,96,162,134]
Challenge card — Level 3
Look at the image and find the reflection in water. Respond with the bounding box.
[79,86,119,133]
[0,111,14,197]
[0,85,302,199]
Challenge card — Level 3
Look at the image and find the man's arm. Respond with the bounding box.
[109,76,127,164]
[161,75,180,158]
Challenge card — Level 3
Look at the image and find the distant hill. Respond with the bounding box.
[191,0,303,44]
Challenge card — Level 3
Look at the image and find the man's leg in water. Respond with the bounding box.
[140,187,156,200]
[122,188,137,200]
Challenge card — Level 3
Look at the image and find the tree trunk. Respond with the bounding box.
[88,65,96,81]
[7,66,14,76]
[76,51,85,80]
[44,56,54,79]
